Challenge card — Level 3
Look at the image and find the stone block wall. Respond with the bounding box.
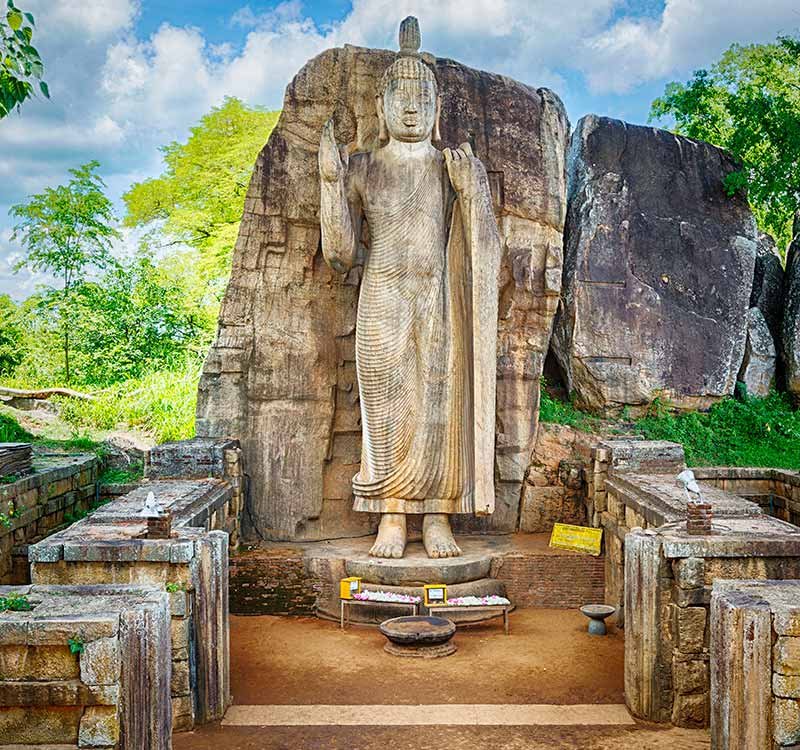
[145,437,245,549]
[694,467,800,526]
[0,454,98,584]
[0,584,171,749]
[711,579,800,749]
[30,519,230,731]
[625,522,800,729]
[518,423,597,532]
[28,474,232,732]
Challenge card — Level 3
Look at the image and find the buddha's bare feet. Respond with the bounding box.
[369,513,407,558]
[423,514,461,558]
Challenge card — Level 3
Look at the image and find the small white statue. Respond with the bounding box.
[138,490,164,518]
[677,469,704,505]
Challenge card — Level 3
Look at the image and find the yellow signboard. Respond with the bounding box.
[339,577,362,599]
[424,584,447,607]
[549,523,603,556]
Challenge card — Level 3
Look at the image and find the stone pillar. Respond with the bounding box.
[710,587,772,750]
[625,529,673,722]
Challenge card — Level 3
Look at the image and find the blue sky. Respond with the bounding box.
[1,0,799,297]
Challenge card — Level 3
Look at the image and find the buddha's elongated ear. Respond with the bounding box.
[376,94,388,143]
[432,94,442,143]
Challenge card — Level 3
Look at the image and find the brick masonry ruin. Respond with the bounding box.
[0,454,99,585]
[0,438,241,744]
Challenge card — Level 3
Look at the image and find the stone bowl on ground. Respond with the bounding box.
[379,615,457,658]
[580,604,616,636]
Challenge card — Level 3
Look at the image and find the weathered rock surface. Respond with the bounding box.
[751,232,785,345]
[554,115,758,413]
[783,213,800,400]
[197,44,569,540]
[739,307,777,397]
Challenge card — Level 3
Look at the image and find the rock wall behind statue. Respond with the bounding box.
[196,44,569,541]
[553,115,758,414]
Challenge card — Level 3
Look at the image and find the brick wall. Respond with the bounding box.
[492,550,605,608]
[229,546,317,616]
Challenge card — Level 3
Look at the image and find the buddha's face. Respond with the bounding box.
[383,77,437,143]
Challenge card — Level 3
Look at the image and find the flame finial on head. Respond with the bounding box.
[379,16,435,95]
[398,16,421,57]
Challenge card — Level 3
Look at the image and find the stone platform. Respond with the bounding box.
[229,533,607,622]
[309,536,509,624]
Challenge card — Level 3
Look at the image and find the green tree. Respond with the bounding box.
[650,35,800,251]
[9,161,119,383]
[0,1,48,118]
[123,97,279,293]
[67,253,212,385]
[0,295,23,375]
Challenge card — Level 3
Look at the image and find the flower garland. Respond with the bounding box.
[352,590,421,604]
[444,595,510,606]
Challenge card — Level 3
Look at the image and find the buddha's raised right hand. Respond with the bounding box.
[319,118,349,183]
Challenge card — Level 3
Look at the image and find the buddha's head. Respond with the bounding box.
[378,17,441,144]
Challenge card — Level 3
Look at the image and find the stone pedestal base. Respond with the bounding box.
[384,641,458,658]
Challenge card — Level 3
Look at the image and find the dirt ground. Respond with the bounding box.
[227,609,625,705]
[174,610,710,750]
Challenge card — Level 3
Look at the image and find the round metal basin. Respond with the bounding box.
[379,615,456,646]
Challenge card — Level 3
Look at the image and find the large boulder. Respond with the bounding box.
[196,44,569,540]
[739,307,777,397]
[738,233,785,394]
[751,232,785,343]
[554,115,758,413]
[783,213,800,400]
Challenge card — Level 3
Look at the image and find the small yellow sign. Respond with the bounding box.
[424,584,447,607]
[549,523,603,556]
[339,577,362,599]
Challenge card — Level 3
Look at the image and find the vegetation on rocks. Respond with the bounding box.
[651,33,800,253]
[540,388,800,471]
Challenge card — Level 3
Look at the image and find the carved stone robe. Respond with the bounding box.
[345,148,500,516]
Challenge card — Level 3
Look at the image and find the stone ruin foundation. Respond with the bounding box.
[0,438,241,746]
[711,579,800,749]
[0,584,171,748]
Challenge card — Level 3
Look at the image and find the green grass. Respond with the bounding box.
[635,392,800,470]
[539,385,602,432]
[540,385,800,471]
[0,412,33,442]
[55,363,200,444]
[98,463,144,485]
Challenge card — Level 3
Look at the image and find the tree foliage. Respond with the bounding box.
[0,295,23,375]
[650,35,800,251]
[10,161,118,289]
[0,0,48,118]
[123,97,280,292]
[10,162,119,383]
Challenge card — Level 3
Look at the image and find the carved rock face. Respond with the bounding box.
[196,44,569,541]
[382,77,437,142]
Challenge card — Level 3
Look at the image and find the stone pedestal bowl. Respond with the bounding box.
[379,615,457,658]
[580,604,616,635]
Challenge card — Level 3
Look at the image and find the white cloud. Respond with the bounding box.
[2,0,800,298]
[582,0,800,93]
